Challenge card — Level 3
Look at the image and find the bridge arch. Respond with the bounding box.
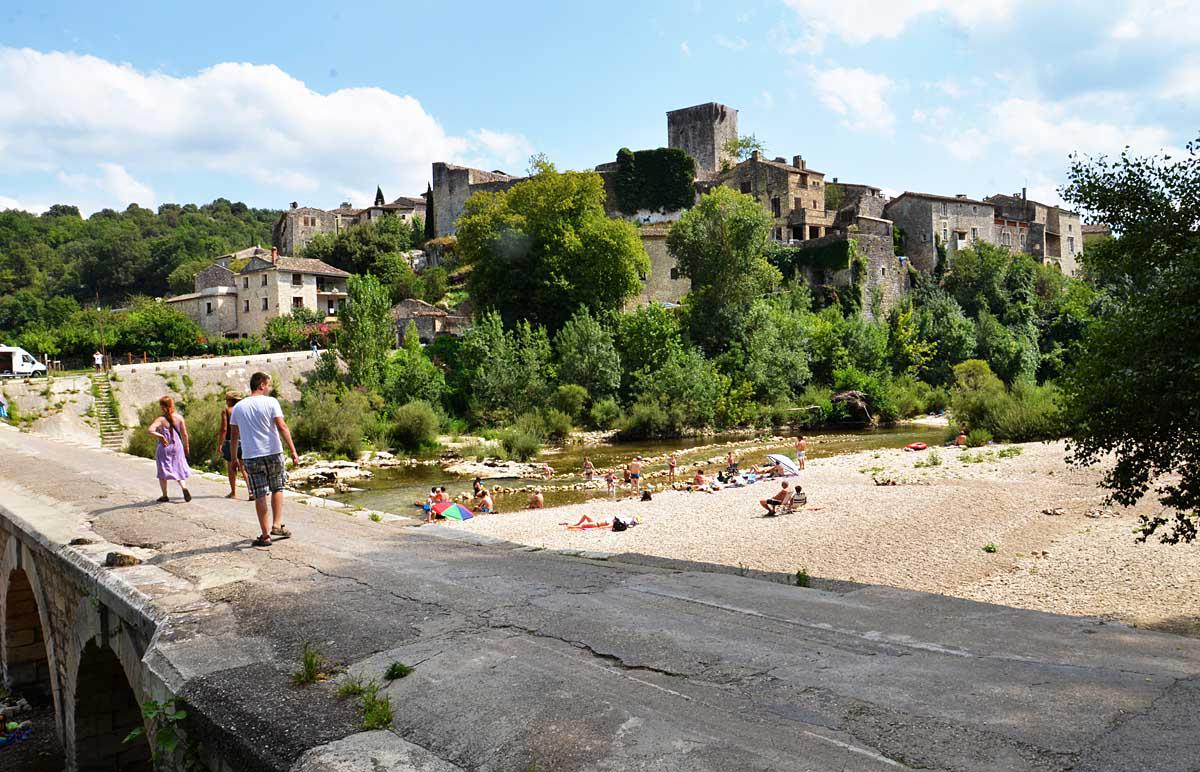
[0,536,63,734]
[72,638,154,771]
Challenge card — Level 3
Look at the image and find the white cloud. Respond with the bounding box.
[714,34,749,51]
[55,163,156,209]
[0,47,528,212]
[781,0,1021,46]
[1107,0,1200,43]
[680,40,691,56]
[1160,59,1200,100]
[0,195,47,214]
[812,67,895,134]
[990,97,1177,159]
[760,89,776,109]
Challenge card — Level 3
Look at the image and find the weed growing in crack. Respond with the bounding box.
[336,675,367,699]
[794,568,810,588]
[736,562,748,577]
[368,513,383,523]
[384,661,413,681]
[358,682,392,730]
[982,543,999,554]
[292,643,330,685]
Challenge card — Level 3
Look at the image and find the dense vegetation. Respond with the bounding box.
[0,200,277,363]
[614,147,696,213]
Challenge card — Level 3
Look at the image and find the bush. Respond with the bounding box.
[833,367,899,423]
[616,398,676,440]
[550,384,589,421]
[391,401,439,453]
[543,408,573,443]
[501,429,543,461]
[949,360,1061,441]
[125,402,162,460]
[794,385,835,427]
[588,397,622,430]
[966,428,993,447]
[289,384,375,459]
[125,395,224,470]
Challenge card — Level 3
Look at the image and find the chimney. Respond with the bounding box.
[270,246,278,264]
[751,150,761,161]
[290,201,298,210]
[955,194,967,199]
[793,155,806,170]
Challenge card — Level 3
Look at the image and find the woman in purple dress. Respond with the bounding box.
[148,395,192,502]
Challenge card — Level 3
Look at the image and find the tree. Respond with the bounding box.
[114,299,205,358]
[613,304,683,398]
[264,315,307,352]
[381,322,447,408]
[1060,138,1200,543]
[300,215,412,276]
[457,168,649,332]
[668,186,780,355]
[887,299,936,377]
[722,134,766,164]
[553,307,621,399]
[913,285,976,384]
[337,274,395,391]
[451,311,554,424]
[736,298,812,399]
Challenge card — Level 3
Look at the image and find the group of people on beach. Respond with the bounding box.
[149,371,300,548]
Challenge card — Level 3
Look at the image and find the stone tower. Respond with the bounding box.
[667,102,739,180]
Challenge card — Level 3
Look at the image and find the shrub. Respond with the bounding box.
[543,408,573,443]
[949,360,1061,442]
[794,385,834,427]
[391,401,439,453]
[616,398,674,440]
[833,367,898,423]
[588,397,622,430]
[967,428,993,447]
[124,402,162,459]
[550,384,589,421]
[289,384,376,459]
[502,429,543,461]
[125,394,223,470]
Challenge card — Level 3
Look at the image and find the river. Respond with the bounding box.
[336,423,947,516]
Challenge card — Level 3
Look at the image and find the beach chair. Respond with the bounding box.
[777,490,807,515]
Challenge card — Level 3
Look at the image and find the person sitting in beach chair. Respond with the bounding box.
[760,481,792,516]
[777,485,807,515]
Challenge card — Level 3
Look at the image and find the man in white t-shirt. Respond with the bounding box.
[229,372,300,547]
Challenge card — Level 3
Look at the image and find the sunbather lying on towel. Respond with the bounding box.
[567,515,610,530]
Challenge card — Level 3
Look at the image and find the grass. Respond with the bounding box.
[960,451,992,464]
[913,449,942,469]
[358,682,393,730]
[384,661,413,681]
[982,543,999,554]
[335,675,367,699]
[368,513,383,523]
[997,446,1023,459]
[736,562,748,577]
[292,643,330,685]
[794,568,810,588]
[858,465,885,475]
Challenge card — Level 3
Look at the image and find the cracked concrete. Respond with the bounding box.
[3,426,1200,771]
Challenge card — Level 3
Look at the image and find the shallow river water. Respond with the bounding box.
[337,423,947,516]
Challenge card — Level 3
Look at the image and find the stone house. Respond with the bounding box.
[883,193,997,273]
[166,247,350,339]
[1082,223,1111,247]
[716,151,836,244]
[390,298,469,344]
[984,192,1082,275]
[429,164,523,238]
[666,102,739,180]
[273,188,427,257]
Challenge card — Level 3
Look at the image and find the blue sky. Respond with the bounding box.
[1,0,1197,214]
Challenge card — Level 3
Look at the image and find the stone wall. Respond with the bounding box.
[195,264,235,291]
[632,225,689,306]
[430,163,522,237]
[857,233,909,321]
[274,208,337,257]
[883,197,936,271]
[667,103,738,180]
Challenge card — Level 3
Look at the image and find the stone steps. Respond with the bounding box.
[90,372,125,450]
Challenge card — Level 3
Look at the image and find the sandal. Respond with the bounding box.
[251,535,272,547]
[156,496,170,503]
[183,489,192,502]
[270,526,292,540]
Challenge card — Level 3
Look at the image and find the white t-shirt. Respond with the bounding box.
[229,395,284,459]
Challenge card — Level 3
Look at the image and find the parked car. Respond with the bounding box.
[0,346,48,377]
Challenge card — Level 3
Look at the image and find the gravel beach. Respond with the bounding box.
[445,440,1200,637]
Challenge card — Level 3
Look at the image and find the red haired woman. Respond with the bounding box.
[148,396,192,502]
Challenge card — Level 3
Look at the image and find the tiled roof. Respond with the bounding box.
[753,157,825,176]
[1082,223,1111,234]
[891,191,993,207]
[272,257,350,277]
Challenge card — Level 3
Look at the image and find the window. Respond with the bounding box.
[971,206,977,214]
[811,181,819,189]
[261,274,268,287]
[942,227,949,242]
[771,197,781,217]
[794,197,802,210]
[261,297,269,311]
[971,227,978,241]
[1001,231,1011,246]
[740,181,751,194]
[1020,233,1026,246]
[1068,236,1075,254]
[243,299,249,313]
[206,302,213,315]
[812,199,817,209]
[669,267,679,280]
[1068,223,1073,232]
[242,277,248,289]
[328,301,336,315]
[923,233,930,243]
[293,296,304,308]
[881,267,886,277]
[773,227,783,241]
[292,273,302,286]
[942,202,948,215]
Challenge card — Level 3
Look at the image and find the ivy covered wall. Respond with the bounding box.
[614,147,696,214]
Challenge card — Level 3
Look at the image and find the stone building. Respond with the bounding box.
[166,246,350,338]
[716,151,835,243]
[883,193,997,273]
[1082,223,1111,247]
[273,188,426,257]
[390,298,469,344]
[984,192,1082,275]
[633,224,690,307]
[428,163,524,238]
[666,102,739,180]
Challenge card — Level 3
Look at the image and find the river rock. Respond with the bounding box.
[443,459,540,479]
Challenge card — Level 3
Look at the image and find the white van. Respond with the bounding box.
[0,346,48,377]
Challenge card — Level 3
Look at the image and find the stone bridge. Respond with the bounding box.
[3,424,1200,771]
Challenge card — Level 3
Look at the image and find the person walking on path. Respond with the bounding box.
[148,396,191,503]
[229,372,300,547]
[218,392,252,499]
[795,436,807,471]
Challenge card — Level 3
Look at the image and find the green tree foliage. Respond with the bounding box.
[264,312,311,352]
[1060,139,1200,543]
[457,167,649,332]
[613,147,696,213]
[302,215,419,303]
[613,304,683,398]
[337,274,395,391]
[630,347,727,434]
[722,134,766,164]
[450,311,553,424]
[668,186,780,355]
[116,299,206,358]
[381,323,447,408]
[550,384,589,420]
[391,400,439,452]
[886,299,936,376]
[734,298,812,399]
[912,282,976,385]
[553,307,621,399]
[288,383,380,459]
[948,360,1060,443]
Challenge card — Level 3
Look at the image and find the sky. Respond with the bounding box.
[1,0,1198,215]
